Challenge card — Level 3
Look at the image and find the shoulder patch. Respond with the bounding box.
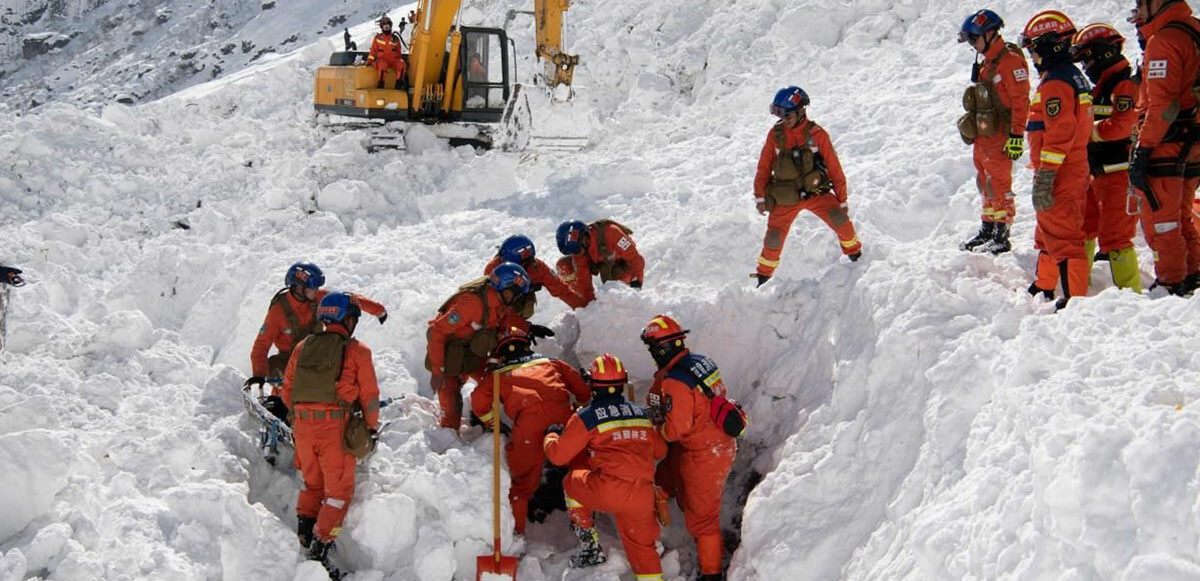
[1046,97,1062,117]
[616,237,632,251]
[447,311,461,326]
[1148,59,1168,79]
[1013,68,1028,83]
[258,325,267,335]
[1116,96,1134,112]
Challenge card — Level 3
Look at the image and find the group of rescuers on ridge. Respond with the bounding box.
[237,1,1200,578]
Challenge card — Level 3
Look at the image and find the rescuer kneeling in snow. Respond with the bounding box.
[282,292,380,571]
[470,326,591,535]
[544,354,667,579]
[753,86,862,287]
[554,218,645,306]
[246,261,386,420]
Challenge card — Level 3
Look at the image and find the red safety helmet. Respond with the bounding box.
[1070,23,1125,63]
[1020,10,1077,48]
[492,326,532,360]
[587,353,628,396]
[639,314,688,346]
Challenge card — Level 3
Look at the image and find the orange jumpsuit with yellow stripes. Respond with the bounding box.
[1027,61,1094,299]
[470,355,590,534]
[1134,2,1200,287]
[282,325,380,544]
[972,38,1032,225]
[753,117,861,276]
[545,394,667,581]
[648,350,736,577]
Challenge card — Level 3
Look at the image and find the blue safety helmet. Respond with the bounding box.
[489,262,531,295]
[499,235,536,265]
[556,220,588,255]
[316,291,361,323]
[959,9,1004,43]
[285,262,325,289]
[770,86,810,117]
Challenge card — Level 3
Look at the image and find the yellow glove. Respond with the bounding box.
[1003,134,1024,161]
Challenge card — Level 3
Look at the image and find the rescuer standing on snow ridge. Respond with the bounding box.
[1071,23,1142,292]
[1128,0,1200,295]
[956,9,1032,255]
[1021,11,1094,310]
[752,86,862,287]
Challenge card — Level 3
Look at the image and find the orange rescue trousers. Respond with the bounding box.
[1138,143,1200,286]
[507,407,570,534]
[373,56,406,86]
[294,415,358,543]
[973,138,1016,224]
[656,440,736,576]
[436,373,480,429]
[757,194,861,276]
[1032,161,1089,300]
[1083,172,1138,253]
[564,469,664,579]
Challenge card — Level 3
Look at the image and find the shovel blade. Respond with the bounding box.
[475,554,519,580]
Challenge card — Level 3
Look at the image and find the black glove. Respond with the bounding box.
[530,282,544,292]
[0,266,24,287]
[545,423,564,436]
[629,279,642,289]
[368,428,379,451]
[378,311,388,324]
[1129,146,1153,202]
[244,376,266,389]
[528,324,555,344]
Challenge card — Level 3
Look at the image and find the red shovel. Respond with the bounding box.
[477,372,519,580]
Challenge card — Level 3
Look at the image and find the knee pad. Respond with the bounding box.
[765,229,784,250]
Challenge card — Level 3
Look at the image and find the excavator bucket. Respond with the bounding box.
[498,83,590,153]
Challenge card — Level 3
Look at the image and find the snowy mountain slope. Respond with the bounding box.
[4,0,1200,580]
[0,0,403,110]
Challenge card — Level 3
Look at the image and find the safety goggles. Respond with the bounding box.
[957,30,980,44]
[769,104,799,118]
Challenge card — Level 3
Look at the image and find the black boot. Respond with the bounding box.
[848,250,862,262]
[307,539,342,579]
[568,525,606,568]
[297,516,316,549]
[755,274,771,288]
[376,80,385,89]
[981,223,1011,255]
[1027,283,1053,301]
[961,222,996,251]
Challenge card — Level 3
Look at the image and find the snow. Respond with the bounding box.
[4,0,1200,580]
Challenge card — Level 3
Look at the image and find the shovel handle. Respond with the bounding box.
[492,371,503,558]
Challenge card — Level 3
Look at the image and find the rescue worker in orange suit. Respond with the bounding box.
[281,292,380,571]
[957,9,1032,254]
[470,326,591,535]
[641,315,737,581]
[366,16,407,90]
[554,219,645,306]
[1021,11,1095,310]
[1072,24,1143,292]
[544,353,667,579]
[1129,0,1200,295]
[246,262,386,418]
[753,86,862,287]
[485,234,587,318]
[426,262,536,430]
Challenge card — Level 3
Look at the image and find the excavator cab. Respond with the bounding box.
[457,28,510,123]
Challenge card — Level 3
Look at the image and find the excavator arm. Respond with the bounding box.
[534,0,579,89]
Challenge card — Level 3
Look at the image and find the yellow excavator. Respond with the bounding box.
[313,0,584,151]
